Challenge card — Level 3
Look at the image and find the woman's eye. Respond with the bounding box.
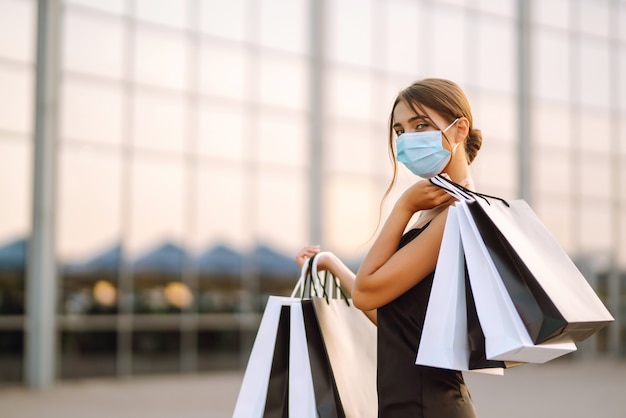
[395,130,404,136]
[416,123,429,130]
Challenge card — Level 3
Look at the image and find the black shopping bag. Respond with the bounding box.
[264,305,290,418]
[432,175,614,345]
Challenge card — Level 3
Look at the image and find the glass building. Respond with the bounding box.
[0,0,624,387]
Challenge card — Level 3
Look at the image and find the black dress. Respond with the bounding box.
[377,226,477,418]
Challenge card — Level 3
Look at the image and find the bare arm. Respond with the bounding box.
[295,246,378,325]
[351,180,456,311]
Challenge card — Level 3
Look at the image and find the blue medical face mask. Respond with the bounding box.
[396,118,460,178]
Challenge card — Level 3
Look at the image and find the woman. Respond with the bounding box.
[296,78,482,417]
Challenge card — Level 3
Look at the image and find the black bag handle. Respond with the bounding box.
[430,174,510,207]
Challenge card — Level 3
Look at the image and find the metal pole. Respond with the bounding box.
[516,0,531,202]
[309,0,324,246]
[26,0,61,389]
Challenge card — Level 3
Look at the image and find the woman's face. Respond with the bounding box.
[392,100,456,150]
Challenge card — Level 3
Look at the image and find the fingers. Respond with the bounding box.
[295,244,320,267]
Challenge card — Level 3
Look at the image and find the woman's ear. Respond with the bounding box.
[455,117,470,143]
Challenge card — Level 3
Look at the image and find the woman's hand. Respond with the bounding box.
[295,244,321,268]
[398,174,469,214]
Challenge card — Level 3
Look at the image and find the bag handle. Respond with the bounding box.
[310,252,350,306]
[430,175,510,207]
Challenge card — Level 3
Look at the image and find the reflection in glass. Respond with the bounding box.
[0,331,23,383]
[60,331,117,379]
[132,331,181,375]
[198,330,245,372]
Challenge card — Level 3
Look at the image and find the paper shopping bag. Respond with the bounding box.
[264,305,290,418]
[312,296,378,417]
[467,197,613,343]
[430,174,613,345]
[457,202,578,363]
[233,296,287,418]
[301,299,345,418]
[288,302,318,418]
[416,205,505,374]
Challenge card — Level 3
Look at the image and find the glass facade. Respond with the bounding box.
[0,0,625,385]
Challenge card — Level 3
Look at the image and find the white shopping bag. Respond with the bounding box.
[456,201,577,363]
[416,206,503,375]
[288,302,317,418]
[233,295,318,418]
[233,296,289,418]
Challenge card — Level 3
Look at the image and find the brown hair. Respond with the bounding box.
[382,78,482,203]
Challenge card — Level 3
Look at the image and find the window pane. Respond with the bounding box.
[255,169,307,250]
[196,165,246,248]
[580,155,611,199]
[258,0,308,54]
[0,139,31,240]
[578,0,610,38]
[578,110,610,153]
[259,56,308,111]
[325,124,373,176]
[136,0,188,29]
[199,43,249,100]
[128,156,185,253]
[198,102,245,160]
[327,0,373,67]
[199,0,246,41]
[476,17,515,93]
[0,66,33,133]
[534,197,575,254]
[61,78,124,145]
[531,0,570,30]
[0,331,23,383]
[531,101,571,148]
[325,176,379,255]
[62,9,125,79]
[430,6,468,86]
[65,0,128,15]
[132,331,180,375]
[473,93,517,144]
[327,69,373,120]
[60,331,117,379]
[134,28,188,90]
[535,148,572,196]
[57,147,122,260]
[257,111,307,167]
[578,38,610,109]
[0,0,35,62]
[579,201,612,252]
[532,29,570,102]
[383,0,421,75]
[477,0,515,17]
[133,92,186,153]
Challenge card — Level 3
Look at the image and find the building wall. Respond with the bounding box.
[0,0,624,384]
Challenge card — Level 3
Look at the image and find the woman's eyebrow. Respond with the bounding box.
[392,115,429,128]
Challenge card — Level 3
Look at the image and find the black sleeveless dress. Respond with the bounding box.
[377,226,477,418]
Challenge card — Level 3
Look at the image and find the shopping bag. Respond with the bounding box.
[264,305,290,417]
[233,296,292,418]
[289,302,318,418]
[308,256,378,418]
[416,205,505,374]
[431,175,614,344]
[296,256,345,418]
[301,299,346,418]
[457,201,578,363]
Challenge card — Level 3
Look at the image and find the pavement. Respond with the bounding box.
[0,358,625,418]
